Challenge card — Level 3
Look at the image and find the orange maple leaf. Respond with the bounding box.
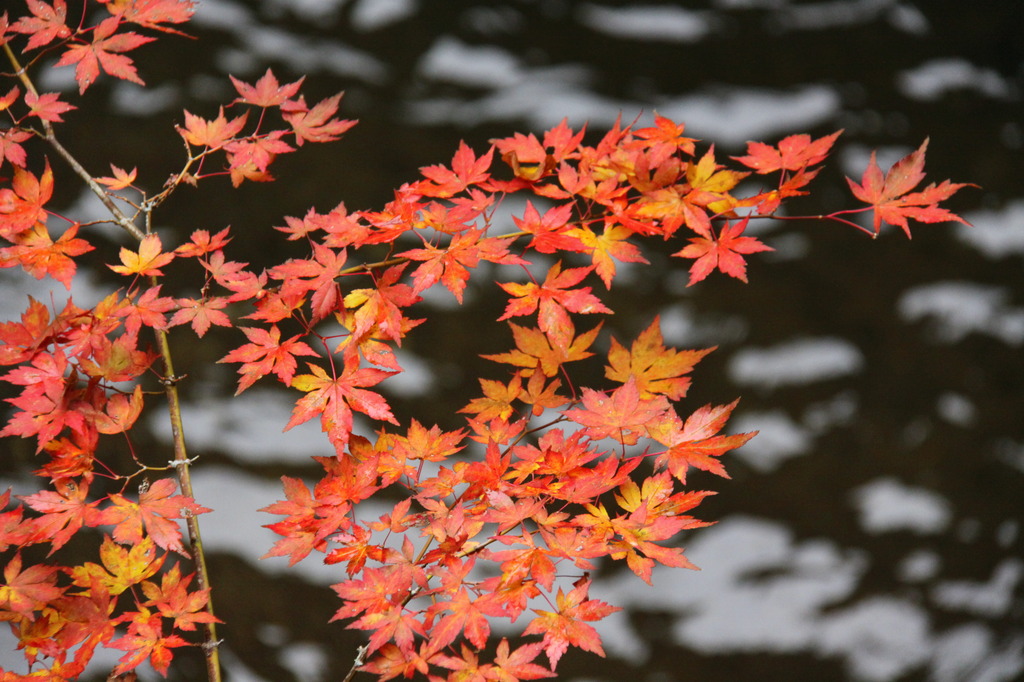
[109,233,175,277]
[522,576,620,668]
[286,349,398,452]
[846,138,974,237]
[675,216,773,285]
[605,316,714,400]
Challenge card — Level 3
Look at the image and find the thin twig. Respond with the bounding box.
[151,313,223,682]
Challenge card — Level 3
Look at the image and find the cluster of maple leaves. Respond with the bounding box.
[0,1,973,680]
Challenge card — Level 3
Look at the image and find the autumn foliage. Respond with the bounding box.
[0,1,973,680]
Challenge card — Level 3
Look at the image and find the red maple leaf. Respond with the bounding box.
[55,16,155,93]
[647,399,756,483]
[281,93,356,146]
[0,127,32,168]
[109,608,189,676]
[675,216,773,285]
[0,161,54,240]
[219,324,319,394]
[20,479,105,553]
[168,295,232,337]
[417,141,494,197]
[24,90,76,122]
[492,639,554,681]
[498,261,611,347]
[522,576,620,669]
[100,478,212,555]
[426,588,503,651]
[260,476,324,565]
[230,68,305,107]
[633,113,696,156]
[512,201,585,254]
[178,107,248,149]
[286,349,398,452]
[11,0,71,50]
[563,376,670,446]
[268,243,348,321]
[0,552,64,619]
[0,221,94,289]
[140,563,221,632]
[403,229,523,303]
[846,139,974,237]
[117,0,198,33]
[734,130,842,173]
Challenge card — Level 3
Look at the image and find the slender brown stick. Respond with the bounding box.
[152,319,223,682]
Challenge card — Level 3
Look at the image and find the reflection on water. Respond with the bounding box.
[2,0,1023,680]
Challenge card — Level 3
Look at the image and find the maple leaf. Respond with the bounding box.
[224,131,294,174]
[11,0,71,50]
[342,263,421,343]
[417,141,494,197]
[168,295,231,337]
[734,130,842,173]
[0,553,63,619]
[108,233,175,277]
[100,478,212,555]
[605,316,714,400]
[281,93,357,146]
[268,243,349,321]
[675,216,773,285]
[174,226,231,258]
[219,324,319,394]
[260,476,326,565]
[0,127,32,168]
[563,376,670,446]
[231,68,304,107]
[512,201,585,254]
[112,0,198,33]
[522,576,619,669]
[116,284,177,335]
[177,107,248,148]
[24,91,76,122]
[492,639,555,682]
[633,113,696,156]
[483,321,601,378]
[846,139,974,237]
[55,16,156,94]
[0,349,88,449]
[392,419,466,462]
[647,399,756,483]
[69,535,165,596]
[568,222,647,289]
[20,480,105,553]
[403,229,522,303]
[0,221,94,289]
[0,161,54,240]
[95,164,138,190]
[459,373,522,422]
[109,608,189,676]
[286,349,398,452]
[140,563,221,631]
[426,588,503,651]
[498,262,611,347]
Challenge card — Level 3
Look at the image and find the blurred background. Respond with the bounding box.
[1,0,1022,680]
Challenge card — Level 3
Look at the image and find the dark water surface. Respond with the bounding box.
[2,1,1023,680]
